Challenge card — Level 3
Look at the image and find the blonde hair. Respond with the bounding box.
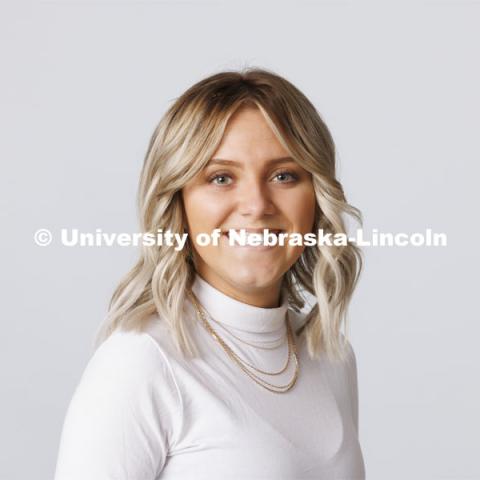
[93,67,363,363]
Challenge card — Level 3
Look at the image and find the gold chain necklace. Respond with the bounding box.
[187,291,300,393]
[187,291,291,375]
[207,314,288,351]
[202,309,292,376]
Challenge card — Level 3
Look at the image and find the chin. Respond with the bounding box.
[226,267,283,290]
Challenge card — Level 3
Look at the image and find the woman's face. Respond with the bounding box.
[181,106,316,307]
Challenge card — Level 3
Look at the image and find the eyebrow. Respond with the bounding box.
[207,156,296,168]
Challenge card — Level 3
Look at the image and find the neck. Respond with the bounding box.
[194,270,283,308]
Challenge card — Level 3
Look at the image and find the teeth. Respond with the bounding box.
[245,232,276,237]
[225,230,282,237]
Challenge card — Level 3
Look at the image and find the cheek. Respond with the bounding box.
[183,190,230,234]
[283,187,316,232]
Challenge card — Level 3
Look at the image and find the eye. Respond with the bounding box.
[272,170,299,183]
[207,169,299,186]
[208,172,233,186]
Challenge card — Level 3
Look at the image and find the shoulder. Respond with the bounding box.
[338,333,359,382]
[340,333,357,362]
[75,329,180,405]
[288,307,310,334]
[62,328,182,444]
[87,329,168,377]
[55,330,180,479]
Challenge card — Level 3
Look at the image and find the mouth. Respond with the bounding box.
[221,228,285,239]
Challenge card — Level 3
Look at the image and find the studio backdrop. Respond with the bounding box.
[1,1,479,479]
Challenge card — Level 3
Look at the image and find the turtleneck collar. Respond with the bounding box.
[190,273,289,336]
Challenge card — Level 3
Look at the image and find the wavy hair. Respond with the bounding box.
[93,67,363,363]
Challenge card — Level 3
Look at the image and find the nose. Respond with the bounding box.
[237,178,276,218]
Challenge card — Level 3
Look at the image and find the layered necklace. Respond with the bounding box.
[187,291,299,394]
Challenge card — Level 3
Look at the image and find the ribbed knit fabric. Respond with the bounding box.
[54,273,365,479]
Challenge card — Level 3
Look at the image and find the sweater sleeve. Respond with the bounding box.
[346,340,360,435]
[54,330,181,480]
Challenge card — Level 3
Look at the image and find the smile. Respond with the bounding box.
[221,228,286,249]
[222,228,284,237]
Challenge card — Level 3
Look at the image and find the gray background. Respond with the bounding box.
[1,1,479,479]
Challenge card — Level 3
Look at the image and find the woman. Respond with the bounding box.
[54,68,365,479]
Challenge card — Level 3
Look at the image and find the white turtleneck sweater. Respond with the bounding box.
[54,274,365,479]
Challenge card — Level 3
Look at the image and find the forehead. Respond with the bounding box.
[211,106,290,164]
